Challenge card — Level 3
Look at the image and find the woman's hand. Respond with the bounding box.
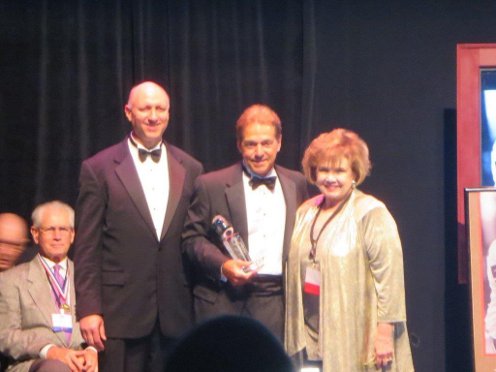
[374,322,394,368]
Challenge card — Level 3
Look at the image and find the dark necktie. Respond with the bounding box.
[138,148,162,163]
[249,176,277,191]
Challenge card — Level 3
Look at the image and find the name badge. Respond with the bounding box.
[304,266,321,296]
[52,312,73,332]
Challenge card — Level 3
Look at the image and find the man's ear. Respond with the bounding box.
[124,104,133,122]
[31,226,40,245]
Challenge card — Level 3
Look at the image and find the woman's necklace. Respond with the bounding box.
[309,190,353,262]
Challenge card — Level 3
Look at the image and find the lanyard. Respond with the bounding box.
[309,190,353,262]
[38,255,71,311]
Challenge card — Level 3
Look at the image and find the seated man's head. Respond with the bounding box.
[0,213,28,271]
[30,201,75,263]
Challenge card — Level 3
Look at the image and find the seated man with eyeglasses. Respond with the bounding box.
[0,201,97,372]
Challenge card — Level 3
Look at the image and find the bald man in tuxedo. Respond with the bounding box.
[73,81,203,371]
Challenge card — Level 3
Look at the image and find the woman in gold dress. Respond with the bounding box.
[285,129,414,371]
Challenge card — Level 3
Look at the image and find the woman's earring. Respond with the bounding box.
[352,180,357,188]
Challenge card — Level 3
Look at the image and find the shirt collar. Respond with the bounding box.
[129,132,163,152]
[38,254,68,271]
[241,160,277,179]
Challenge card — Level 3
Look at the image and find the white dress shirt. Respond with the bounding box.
[128,136,169,240]
[243,168,286,275]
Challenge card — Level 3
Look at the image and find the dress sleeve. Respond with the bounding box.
[361,206,407,322]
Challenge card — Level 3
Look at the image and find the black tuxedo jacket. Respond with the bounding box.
[73,138,203,339]
[182,162,308,317]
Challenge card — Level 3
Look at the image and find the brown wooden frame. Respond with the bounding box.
[457,43,496,283]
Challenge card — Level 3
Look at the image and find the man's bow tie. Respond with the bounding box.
[249,176,277,191]
[138,148,162,163]
[129,135,162,162]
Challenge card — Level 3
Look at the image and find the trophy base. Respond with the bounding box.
[242,257,264,273]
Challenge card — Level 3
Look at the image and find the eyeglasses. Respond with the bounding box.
[37,226,73,235]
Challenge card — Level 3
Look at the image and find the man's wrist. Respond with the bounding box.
[85,346,98,353]
[39,344,56,359]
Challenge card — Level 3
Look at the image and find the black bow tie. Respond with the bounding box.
[249,176,277,191]
[138,148,162,163]
[129,135,162,162]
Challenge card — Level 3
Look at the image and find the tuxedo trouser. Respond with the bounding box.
[194,275,284,342]
[241,275,284,342]
[100,322,176,372]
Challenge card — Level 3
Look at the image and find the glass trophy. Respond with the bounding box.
[211,215,263,272]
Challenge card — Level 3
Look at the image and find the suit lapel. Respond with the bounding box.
[27,258,67,345]
[224,164,297,256]
[160,148,185,240]
[114,140,157,239]
[276,166,298,262]
[224,164,249,246]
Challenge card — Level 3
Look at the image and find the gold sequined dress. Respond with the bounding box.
[285,190,414,371]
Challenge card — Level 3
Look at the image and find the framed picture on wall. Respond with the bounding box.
[457,43,496,283]
[465,187,496,371]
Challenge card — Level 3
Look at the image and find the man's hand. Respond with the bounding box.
[80,347,98,372]
[374,322,394,368]
[46,346,86,372]
[221,259,257,286]
[80,314,106,351]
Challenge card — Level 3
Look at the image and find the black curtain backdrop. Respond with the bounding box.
[2,0,496,370]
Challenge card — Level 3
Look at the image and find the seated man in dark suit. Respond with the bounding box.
[0,201,97,372]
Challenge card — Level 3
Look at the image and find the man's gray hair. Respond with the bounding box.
[31,201,75,228]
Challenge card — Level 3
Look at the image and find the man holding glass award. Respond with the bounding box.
[182,104,308,341]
